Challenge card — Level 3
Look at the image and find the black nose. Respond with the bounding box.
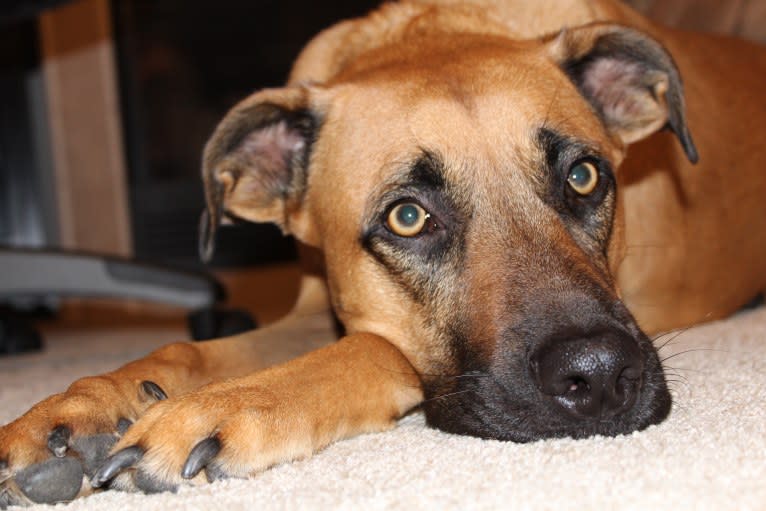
[530,333,644,419]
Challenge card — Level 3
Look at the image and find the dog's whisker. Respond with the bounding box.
[663,370,689,383]
[453,373,491,380]
[664,374,689,385]
[369,362,422,379]
[421,389,475,405]
[659,349,703,364]
[664,378,690,390]
[652,326,696,351]
[415,371,491,381]
[659,347,725,364]
[664,365,706,374]
[667,397,692,414]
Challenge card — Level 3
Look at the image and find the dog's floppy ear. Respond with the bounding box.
[548,23,698,163]
[199,86,318,262]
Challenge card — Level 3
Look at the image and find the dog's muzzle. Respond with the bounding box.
[421,297,671,443]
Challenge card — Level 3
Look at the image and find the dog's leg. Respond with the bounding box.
[83,333,421,493]
[0,279,339,507]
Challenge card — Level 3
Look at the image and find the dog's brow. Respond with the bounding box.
[406,150,447,189]
[537,128,571,169]
[536,127,601,169]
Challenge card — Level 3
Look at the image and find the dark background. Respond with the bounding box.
[113,0,379,268]
[0,0,379,269]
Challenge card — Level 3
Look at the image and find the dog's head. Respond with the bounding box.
[200,22,696,442]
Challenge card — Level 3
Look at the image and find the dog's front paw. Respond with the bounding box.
[0,378,168,507]
[92,378,312,494]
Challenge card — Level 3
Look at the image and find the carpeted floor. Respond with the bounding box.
[1,301,765,510]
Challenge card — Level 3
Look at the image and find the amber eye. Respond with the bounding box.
[387,202,429,237]
[567,161,599,196]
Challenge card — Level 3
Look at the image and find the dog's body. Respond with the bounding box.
[1,0,765,506]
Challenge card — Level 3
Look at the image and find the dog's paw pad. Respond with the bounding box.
[0,487,17,509]
[14,457,83,504]
[134,469,178,493]
[72,433,119,478]
[202,462,232,483]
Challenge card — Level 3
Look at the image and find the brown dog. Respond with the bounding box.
[2,0,765,506]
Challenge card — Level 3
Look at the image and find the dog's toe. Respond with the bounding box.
[92,446,144,488]
[92,445,182,494]
[133,469,178,493]
[85,383,292,493]
[90,399,219,492]
[44,426,119,476]
[182,437,222,480]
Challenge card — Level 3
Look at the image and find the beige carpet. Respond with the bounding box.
[1,305,765,510]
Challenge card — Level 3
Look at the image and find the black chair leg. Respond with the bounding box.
[0,307,43,354]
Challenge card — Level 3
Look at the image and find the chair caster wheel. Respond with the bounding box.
[0,310,44,354]
[187,307,258,341]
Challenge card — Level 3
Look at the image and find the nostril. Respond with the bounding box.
[611,367,642,411]
[565,377,590,394]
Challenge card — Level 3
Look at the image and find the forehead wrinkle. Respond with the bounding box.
[405,95,481,153]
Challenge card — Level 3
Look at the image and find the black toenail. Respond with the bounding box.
[116,418,133,436]
[182,437,221,479]
[47,426,71,458]
[140,381,168,401]
[92,446,144,488]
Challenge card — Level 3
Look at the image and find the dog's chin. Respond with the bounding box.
[421,352,672,443]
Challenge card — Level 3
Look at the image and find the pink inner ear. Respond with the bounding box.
[580,57,655,126]
[225,119,308,211]
[239,120,306,170]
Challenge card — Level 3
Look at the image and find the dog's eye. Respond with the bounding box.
[387,202,430,237]
[567,161,599,195]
